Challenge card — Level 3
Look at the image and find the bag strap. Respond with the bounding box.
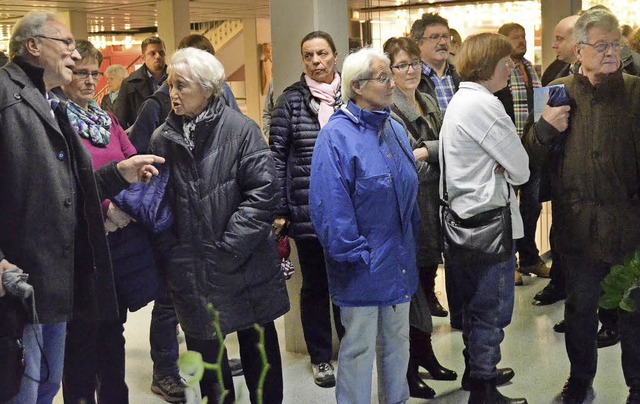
[440,136,510,206]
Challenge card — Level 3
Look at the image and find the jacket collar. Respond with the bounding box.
[573,65,624,100]
[12,56,47,95]
[340,100,390,131]
[392,87,421,122]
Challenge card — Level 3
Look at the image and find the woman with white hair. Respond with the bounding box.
[309,47,420,403]
[150,47,289,403]
[100,64,127,114]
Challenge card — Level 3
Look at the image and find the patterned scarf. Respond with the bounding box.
[509,58,541,136]
[182,99,217,151]
[66,100,112,147]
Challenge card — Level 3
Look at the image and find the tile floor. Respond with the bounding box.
[54,269,628,403]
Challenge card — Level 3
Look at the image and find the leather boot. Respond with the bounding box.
[415,355,457,381]
[461,349,514,391]
[468,377,527,404]
[407,359,435,399]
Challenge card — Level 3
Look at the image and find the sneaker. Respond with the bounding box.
[515,270,524,286]
[312,362,336,388]
[151,374,186,403]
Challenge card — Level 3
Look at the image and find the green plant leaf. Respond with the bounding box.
[178,351,205,388]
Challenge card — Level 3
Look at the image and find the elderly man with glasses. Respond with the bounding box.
[524,8,640,404]
[0,12,163,403]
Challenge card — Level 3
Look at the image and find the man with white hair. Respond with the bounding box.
[0,12,163,403]
[525,8,640,404]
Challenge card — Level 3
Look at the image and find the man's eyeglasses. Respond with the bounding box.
[390,61,422,73]
[73,70,102,81]
[580,41,622,53]
[35,35,76,51]
[422,34,451,43]
[359,74,395,85]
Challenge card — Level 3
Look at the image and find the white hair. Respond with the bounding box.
[167,47,225,96]
[105,64,127,79]
[9,11,60,60]
[340,47,390,103]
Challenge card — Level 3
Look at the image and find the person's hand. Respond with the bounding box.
[272,218,289,236]
[412,147,429,161]
[106,203,134,231]
[104,217,118,234]
[541,104,571,133]
[0,259,20,298]
[495,164,506,175]
[116,155,166,184]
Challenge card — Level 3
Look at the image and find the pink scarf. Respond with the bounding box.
[305,73,340,128]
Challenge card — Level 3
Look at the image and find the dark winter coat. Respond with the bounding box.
[269,74,341,240]
[0,59,129,323]
[151,96,289,339]
[114,64,166,129]
[391,88,442,267]
[524,69,640,264]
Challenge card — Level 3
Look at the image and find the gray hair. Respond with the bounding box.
[167,47,225,96]
[105,64,127,79]
[341,47,390,103]
[9,11,60,60]
[573,8,620,45]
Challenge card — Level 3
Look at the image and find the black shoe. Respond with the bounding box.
[554,320,566,333]
[627,387,640,404]
[532,282,566,305]
[428,292,449,317]
[467,377,527,404]
[596,326,620,348]
[462,367,515,391]
[408,360,436,399]
[415,356,458,381]
[560,377,592,403]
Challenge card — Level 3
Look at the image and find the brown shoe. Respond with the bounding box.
[519,262,551,278]
[515,270,524,286]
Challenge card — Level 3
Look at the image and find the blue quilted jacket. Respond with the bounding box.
[310,101,420,307]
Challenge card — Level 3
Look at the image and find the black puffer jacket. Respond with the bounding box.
[151,96,289,339]
[269,74,341,240]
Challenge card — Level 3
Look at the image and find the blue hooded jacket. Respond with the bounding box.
[310,101,420,307]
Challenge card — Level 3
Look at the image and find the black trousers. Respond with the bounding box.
[564,255,640,386]
[63,296,129,404]
[185,321,284,404]
[296,238,344,364]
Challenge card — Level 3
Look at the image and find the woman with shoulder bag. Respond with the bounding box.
[439,33,529,404]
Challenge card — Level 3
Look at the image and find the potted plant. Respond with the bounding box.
[600,249,640,312]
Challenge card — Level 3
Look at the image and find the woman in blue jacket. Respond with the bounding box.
[310,47,420,404]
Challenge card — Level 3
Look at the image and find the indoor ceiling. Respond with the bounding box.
[0,0,484,35]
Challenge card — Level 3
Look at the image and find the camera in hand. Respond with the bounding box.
[2,269,33,299]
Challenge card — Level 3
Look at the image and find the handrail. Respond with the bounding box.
[95,53,143,101]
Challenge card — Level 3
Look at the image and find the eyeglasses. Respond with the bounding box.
[73,70,102,81]
[35,35,76,51]
[422,34,451,43]
[359,74,395,85]
[390,61,422,73]
[579,40,622,53]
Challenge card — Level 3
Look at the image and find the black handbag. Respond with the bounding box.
[440,142,513,267]
[0,295,28,403]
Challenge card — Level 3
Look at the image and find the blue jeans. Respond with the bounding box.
[337,303,410,404]
[9,322,66,404]
[450,253,515,379]
[150,292,180,377]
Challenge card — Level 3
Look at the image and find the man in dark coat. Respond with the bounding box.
[0,12,164,403]
[524,9,640,404]
[113,36,167,129]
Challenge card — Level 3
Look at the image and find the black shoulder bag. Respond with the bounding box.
[440,142,513,267]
